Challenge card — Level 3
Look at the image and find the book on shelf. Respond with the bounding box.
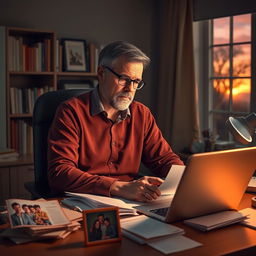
[8,35,52,72]
[0,148,19,162]
[10,86,53,114]
[10,120,33,155]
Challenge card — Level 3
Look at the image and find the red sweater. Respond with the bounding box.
[47,91,183,196]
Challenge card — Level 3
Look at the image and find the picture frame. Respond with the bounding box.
[59,80,94,91]
[83,207,122,246]
[63,39,87,71]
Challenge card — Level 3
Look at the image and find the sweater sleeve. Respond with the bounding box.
[47,103,117,196]
[141,108,184,177]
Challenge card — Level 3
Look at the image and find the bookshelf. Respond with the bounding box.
[0,26,98,202]
[4,26,98,156]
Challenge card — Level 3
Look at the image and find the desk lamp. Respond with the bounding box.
[226,113,256,144]
[226,113,256,194]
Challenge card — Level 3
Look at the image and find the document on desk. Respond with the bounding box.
[183,210,246,231]
[64,192,139,215]
[64,165,185,215]
[158,165,185,196]
[239,208,256,229]
[121,215,184,240]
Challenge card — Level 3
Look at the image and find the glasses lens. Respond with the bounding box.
[118,77,129,86]
[136,81,144,90]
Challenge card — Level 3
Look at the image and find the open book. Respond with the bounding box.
[6,198,71,229]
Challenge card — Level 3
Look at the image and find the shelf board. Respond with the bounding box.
[0,153,33,167]
[9,71,54,76]
[10,113,33,118]
[57,72,97,77]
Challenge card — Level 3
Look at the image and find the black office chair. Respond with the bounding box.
[25,89,89,199]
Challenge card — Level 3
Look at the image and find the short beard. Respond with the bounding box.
[111,92,134,111]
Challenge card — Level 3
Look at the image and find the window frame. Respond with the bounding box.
[206,14,256,142]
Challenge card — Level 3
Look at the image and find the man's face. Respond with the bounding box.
[98,56,143,112]
[13,204,21,214]
[35,207,41,213]
[23,206,30,213]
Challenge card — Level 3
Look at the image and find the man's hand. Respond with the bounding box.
[110,176,164,202]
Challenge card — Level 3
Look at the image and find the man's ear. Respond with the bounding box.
[97,66,105,82]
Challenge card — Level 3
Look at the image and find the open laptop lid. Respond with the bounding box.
[165,146,256,223]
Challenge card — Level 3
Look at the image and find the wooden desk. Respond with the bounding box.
[0,193,256,256]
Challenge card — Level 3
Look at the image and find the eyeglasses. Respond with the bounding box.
[103,65,145,90]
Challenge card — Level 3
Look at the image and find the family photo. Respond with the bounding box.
[9,202,52,227]
[83,207,121,245]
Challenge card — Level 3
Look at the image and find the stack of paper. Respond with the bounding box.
[1,198,81,244]
[64,192,139,216]
[183,210,247,231]
[121,215,202,254]
[239,208,256,229]
[121,215,184,244]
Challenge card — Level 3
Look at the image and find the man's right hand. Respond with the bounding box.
[110,176,164,202]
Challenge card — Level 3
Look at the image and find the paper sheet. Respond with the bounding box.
[148,235,202,254]
[121,215,183,240]
[159,165,186,195]
[239,208,256,229]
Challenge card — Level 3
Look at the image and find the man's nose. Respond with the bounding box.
[124,81,135,91]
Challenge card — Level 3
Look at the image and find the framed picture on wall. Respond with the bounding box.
[63,39,87,71]
[83,207,122,246]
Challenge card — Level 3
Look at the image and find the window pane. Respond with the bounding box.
[213,46,230,76]
[212,79,230,110]
[233,44,251,77]
[233,14,251,43]
[212,113,229,141]
[213,17,230,44]
[232,78,251,112]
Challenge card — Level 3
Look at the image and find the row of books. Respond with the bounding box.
[8,36,51,72]
[10,119,33,155]
[55,40,99,73]
[0,148,19,162]
[8,35,100,73]
[10,85,53,114]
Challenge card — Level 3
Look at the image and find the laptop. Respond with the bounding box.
[135,146,256,223]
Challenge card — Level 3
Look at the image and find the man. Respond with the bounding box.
[11,202,35,226]
[22,204,35,223]
[48,41,183,202]
[34,205,51,225]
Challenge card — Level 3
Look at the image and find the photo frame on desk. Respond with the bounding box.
[63,39,87,71]
[83,207,121,246]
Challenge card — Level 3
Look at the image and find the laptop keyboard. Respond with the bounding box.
[150,207,169,217]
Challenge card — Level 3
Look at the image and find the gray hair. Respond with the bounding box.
[98,41,150,68]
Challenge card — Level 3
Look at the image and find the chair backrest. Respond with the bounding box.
[33,89,88,195]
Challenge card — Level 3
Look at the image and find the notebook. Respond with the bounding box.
[135,147,256,223]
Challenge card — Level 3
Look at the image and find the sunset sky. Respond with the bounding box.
[212,14,251,113]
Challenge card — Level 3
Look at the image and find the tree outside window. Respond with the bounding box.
[209,14,252,142]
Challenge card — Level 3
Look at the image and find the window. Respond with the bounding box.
[209,14,255,142]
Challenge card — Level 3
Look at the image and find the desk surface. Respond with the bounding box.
[0,193,256,256]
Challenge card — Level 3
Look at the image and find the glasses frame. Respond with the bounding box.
[103,65,145,90]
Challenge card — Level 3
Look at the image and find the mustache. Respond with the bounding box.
[116,92,133,101]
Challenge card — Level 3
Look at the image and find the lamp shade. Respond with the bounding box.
[226,113,256,144]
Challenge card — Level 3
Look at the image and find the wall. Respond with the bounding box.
[0,0,157,109]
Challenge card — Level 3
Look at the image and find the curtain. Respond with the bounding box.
[156,0,200,153]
